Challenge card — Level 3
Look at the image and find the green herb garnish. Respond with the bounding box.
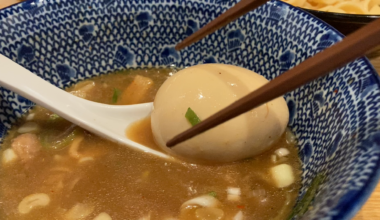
[40,127,81,151]
[208,191,217,198]
[49,114,61,121]
[185,107,201,126]
[112,88,121,103]
[287,174,326,220]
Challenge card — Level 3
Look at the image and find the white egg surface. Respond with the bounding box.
[151,64,289,163]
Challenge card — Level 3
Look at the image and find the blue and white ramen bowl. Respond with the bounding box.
[0,0,380,219]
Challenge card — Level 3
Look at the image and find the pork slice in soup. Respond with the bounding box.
[0,68,301,220]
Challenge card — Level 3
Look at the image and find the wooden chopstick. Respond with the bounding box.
[167,17,380,147]
[175,0,270,51]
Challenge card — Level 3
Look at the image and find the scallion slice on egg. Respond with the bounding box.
[185,107,201,126]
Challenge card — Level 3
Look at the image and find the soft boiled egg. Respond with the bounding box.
[151,64,289,163]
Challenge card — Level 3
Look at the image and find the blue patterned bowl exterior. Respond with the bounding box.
[1,0,380,219]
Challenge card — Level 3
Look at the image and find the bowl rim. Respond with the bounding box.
[303,7,380,23]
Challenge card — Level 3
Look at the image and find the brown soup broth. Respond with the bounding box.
[0,68,301,220]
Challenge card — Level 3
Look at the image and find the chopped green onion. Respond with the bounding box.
[287,174,326,220]
[185,107,201,126]
[208,191,217,198]
[112,88,121,103]
[49,114,61,121]
[40,126,81,151]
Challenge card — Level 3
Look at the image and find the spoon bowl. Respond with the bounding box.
[0,54,174,161]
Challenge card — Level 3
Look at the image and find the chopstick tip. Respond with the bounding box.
[174,44,183,51]
[166,139,176,148]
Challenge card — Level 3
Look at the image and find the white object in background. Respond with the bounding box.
[233,211,244,220]
[270,164,295,188]
[2,148,18,165]
[0,54,174,161]
[274,148,290,157]
[227,187,241,201]
[93,212,112,220]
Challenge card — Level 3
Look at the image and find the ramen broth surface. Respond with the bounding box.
[0,68,301,220]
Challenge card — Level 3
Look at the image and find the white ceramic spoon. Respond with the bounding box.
[0,54,175,161]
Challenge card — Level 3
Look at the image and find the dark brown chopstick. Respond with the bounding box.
[167,18,380,147]
[175,0,269,51]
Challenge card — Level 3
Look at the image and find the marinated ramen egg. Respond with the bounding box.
[151,64,289,163]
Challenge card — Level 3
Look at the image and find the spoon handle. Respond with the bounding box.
[0,54,151,132]
[0,54,173,160]
[0,54,85,119]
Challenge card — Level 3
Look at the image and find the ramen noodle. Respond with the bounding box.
[283,0,380,14]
